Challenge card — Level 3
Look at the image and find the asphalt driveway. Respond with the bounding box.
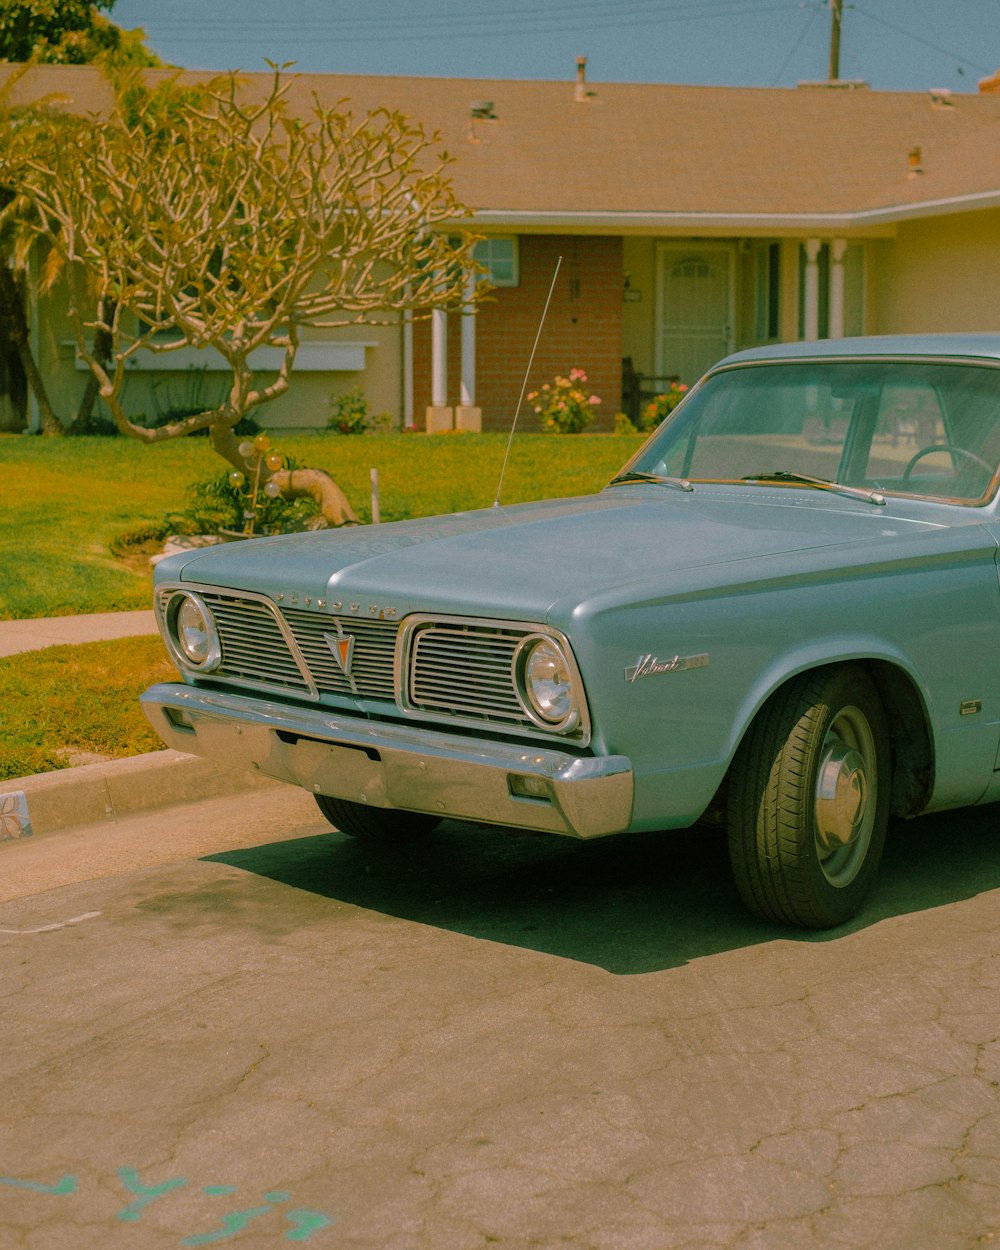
[1,797,999,1249]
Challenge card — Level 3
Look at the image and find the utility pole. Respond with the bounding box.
[828,0,843,81]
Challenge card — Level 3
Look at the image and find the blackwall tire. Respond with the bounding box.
[727,664,890,929]
[314,794,441,840]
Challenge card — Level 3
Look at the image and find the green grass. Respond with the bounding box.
[0,635,180,781]
[0,431,643,620]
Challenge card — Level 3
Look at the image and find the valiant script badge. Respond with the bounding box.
[625,653,709,683]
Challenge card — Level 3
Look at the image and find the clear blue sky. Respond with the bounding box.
[112,0,999,92]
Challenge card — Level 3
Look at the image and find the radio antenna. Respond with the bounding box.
[493,255,562,508]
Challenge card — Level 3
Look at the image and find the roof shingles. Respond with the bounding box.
[5,65,1000,220]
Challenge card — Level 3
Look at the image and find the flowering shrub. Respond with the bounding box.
[528,369,601,434]
[328,385,393,435]
[641,381,688,431]
[614,412,639,436]
[328,385,370,434]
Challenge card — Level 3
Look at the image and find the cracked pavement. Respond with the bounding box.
[1,788,999,1248]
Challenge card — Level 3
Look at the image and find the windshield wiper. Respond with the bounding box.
[608,470,694,492]
[742,471,885,507]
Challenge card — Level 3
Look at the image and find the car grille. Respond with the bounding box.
[202,592,312,694]
[158,586,586,741]
[281,607,396,701]
[407,621,526,723]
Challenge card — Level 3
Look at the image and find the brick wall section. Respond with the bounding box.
[413,234,623,431]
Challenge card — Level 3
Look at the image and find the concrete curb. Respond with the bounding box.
[3,750,279,838]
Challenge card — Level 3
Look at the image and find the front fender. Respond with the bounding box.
[564,547,1000,829]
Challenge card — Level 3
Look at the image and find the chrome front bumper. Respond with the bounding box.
[141,683,634,839]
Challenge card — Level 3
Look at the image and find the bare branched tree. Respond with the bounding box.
[2,67,477,523]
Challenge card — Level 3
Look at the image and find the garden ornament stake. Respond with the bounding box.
[227,433,285,537]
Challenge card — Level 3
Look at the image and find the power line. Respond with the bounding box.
[123,0,799,29]
[124,1,806,47]
[849,2,993,76]
[770,5,821,85]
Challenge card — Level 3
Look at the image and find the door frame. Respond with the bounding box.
[654,241,737,380]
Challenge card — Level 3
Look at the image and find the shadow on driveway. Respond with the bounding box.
[204,802,1000,974]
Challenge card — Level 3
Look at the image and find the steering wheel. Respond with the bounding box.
[901,443,992,481]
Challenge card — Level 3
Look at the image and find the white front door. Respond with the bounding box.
[656,243,736,385]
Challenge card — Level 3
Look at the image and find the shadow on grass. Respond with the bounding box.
[204,802,1000,974]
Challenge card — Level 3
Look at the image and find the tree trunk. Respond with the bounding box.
[0,311,26,432]
[0,265,62,435]
[269,467,359,527]
[209,414,359,527]
[71,301,115,429]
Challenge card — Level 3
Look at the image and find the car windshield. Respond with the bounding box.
[619,358,1000,504]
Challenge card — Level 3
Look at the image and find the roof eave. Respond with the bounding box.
[466,188,1000,235]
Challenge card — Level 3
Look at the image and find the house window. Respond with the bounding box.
[474,236,519,286]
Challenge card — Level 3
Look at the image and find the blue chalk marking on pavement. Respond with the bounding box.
[0,1174,76,1195]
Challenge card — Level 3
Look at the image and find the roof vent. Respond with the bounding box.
[796,79,869,90]
[575,56,596,101]
[469,100,496,120]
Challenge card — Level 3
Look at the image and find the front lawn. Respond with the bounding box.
[0,635,179,781]
[0,431,643,621]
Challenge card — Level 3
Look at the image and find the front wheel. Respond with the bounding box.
[726,664,890,929]
[314,794,441,841]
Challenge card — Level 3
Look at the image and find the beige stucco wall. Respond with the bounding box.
[869,208,1000,334]
[622,238,657,375]
[34,277,405,432]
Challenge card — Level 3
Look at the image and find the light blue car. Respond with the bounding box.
[143,335,1000,929]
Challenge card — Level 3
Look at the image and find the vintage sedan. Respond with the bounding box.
[142,335,1000,929]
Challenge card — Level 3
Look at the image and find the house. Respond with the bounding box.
[5,61,1000,433]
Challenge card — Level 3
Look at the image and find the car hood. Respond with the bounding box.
[161,488,949,623]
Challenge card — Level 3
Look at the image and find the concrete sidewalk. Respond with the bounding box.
[0,609,158,657]
[1,609,266,837]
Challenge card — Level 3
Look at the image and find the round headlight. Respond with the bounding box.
[168,592,221,671]
[518,636,579,730]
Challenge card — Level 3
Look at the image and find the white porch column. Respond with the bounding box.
[426,303,452,432]
[829,238,848,340]
[460,268,476,407]
[402,304,414,429]
[456,266,482,431]
[431,307,447,405]
[803,238,822,342]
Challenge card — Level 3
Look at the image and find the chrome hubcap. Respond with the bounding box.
[813,706,876,888]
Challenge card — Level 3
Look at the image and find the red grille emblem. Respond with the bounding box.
[324,631,355,677]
